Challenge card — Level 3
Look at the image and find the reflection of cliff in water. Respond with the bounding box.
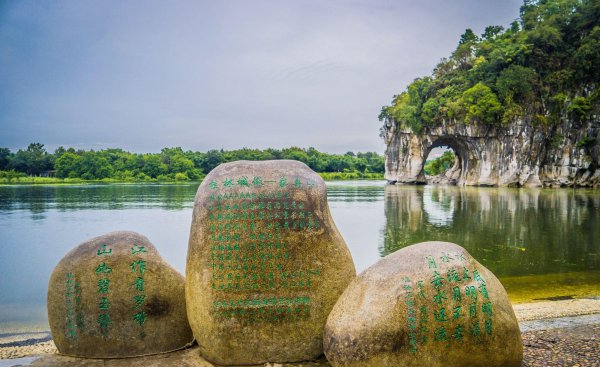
[326,183,385,203]
[0,184,199,216]
[381,185,600,277]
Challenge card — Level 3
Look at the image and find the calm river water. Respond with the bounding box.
[0,181,599,330]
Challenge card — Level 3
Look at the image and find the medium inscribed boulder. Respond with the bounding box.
[186,160,356,365]
[324,241,522,367]
[47,231,193,358]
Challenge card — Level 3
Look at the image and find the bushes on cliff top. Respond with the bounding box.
[380,0,600,132]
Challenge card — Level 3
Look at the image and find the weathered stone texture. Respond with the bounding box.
[47,231,193,358]
[186,160,355,365]
[324,241,522,367]
[383,118,600,187]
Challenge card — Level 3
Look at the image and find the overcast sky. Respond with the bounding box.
[0,0,522,154]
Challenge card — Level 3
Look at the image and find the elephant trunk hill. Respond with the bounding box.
[379,0,599,188]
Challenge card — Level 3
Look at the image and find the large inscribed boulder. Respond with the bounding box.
[47,231,193,358]
[186,160,356,365]
[324,241,522,367]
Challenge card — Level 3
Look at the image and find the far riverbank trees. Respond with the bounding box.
[0,144,384,182]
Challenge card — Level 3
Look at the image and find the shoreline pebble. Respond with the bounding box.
[1,299,599,366]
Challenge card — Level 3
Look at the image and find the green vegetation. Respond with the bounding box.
[379,0,600,132]
[0,144,384,184]
[318,172,383,180]
[424,151,456,176]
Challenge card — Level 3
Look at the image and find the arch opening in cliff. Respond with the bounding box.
[423,145,460,185]
[423,137,467,185]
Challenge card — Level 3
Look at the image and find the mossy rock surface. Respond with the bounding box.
[186,160,356,365]
[324,241,522,367]
[47,231,193,358]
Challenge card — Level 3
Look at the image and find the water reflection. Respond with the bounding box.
[382,185,600,277]
[422,188,456,226]
[326,181,386,203]
[0,184,199,215]
[0,182,599,311]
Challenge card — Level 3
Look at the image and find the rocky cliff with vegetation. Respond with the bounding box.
[380,0,599,187]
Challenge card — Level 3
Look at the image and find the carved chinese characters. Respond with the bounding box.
[404,255,494,349]
[186,160,356,365]
[324,241,522,367]
[47,231,193,358]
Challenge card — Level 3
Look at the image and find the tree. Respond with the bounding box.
[55,152,83,178]
[424,151,456,176]
[461,83,503,124]
[452,29,479,70]
[0,148,11,170]
[459,28,478,45]
[482,25,504,40]
[568,96,592,122]
[142,154,168,178]
[54,146,66,158]
[201,150,224,173]
[281,147,310,164]
[9,143,52,175]
[79,152,113,179]
[326,156,353,172]
[496,65,537,102]
[169,155,195,176]
[574,25,600,84]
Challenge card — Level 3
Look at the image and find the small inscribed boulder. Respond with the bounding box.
[324,241,522,367]
[47,231,193,358]
[186,160,356,365]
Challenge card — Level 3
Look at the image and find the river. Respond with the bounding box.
[0,181,599,331]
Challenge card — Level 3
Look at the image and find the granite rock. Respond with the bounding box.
[186,160,356,365]
[47,231,193,358]
[324,241,522,367]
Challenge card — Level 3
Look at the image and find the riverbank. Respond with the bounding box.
[2,298,599,366]
[0,173,384,185]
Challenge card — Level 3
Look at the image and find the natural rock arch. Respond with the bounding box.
[422,137,467,185]
[383,118,600,187]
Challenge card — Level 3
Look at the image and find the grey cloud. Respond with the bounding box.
[0,0,522,153]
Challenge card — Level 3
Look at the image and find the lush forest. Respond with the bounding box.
[424,151,456,176]
[379,0,599,133]
[0,143,384,183]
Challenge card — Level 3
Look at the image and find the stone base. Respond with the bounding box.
[21,347,331,367]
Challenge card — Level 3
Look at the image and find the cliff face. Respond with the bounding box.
[383,118,600,187]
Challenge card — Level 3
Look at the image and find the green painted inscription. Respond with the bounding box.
[130,245,148,336]
[96,244,112,337]
[208,176,321,323]
[399,253,495,352]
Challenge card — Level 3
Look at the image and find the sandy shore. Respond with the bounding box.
[1,298,599,366]
[513,298,600,322]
